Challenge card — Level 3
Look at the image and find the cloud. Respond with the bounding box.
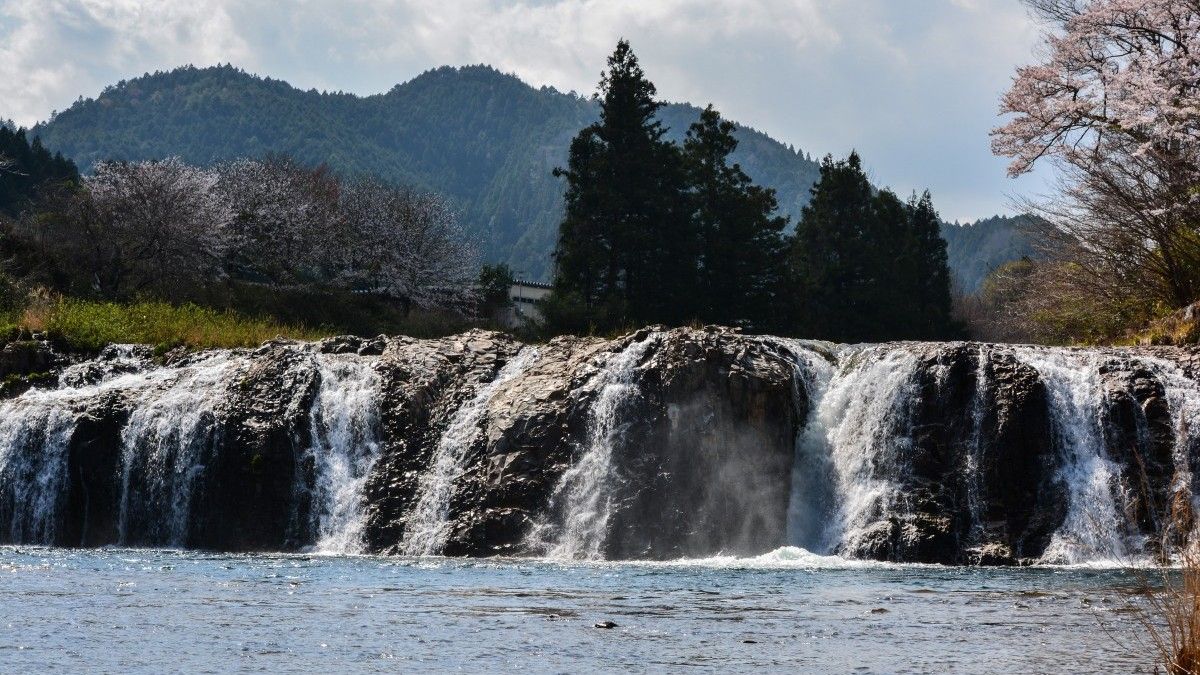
[0,0,1046,220]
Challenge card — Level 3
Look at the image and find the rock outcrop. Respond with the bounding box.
[1,329,1199,565]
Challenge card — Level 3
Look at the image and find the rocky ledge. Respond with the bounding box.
[1,328,1198,564]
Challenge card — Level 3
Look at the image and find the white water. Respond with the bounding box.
[1010,347,1136,564]
[815,346,923,554]
[303,354,384,554]
[401,347,540,555]
[964,344,990,543]
[530,335,660,560]
[1131,355,1200,549]
[766,338,839,551]
[116,352,249,546]
[3,336,1200,568]
[0,399,76,543]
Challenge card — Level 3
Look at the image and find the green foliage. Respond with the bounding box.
[684,106,788,330]
[551,41,696,331]
[31,64,822,281]
[0,126,79,217]
[22,298,326,352]
[477,263,515,314]
[788,153,960,342]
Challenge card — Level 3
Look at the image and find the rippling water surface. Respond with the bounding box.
[0,546,1157,673]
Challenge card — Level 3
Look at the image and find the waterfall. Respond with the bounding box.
[817,346,923,554]
[116,353,248,546]
[528,334,660,560]
[1010,347,1135,563]
[964,344,990,544]
[301,354,384,555]
[767,338,838,551]
[1130,355,1200,547]
[0,395,77,543]
[400,346,540,556]
[3,329,1200,565]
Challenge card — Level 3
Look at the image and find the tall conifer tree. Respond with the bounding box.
[683,106,787,329]
[788,152,957,341]
[548,40,691,332]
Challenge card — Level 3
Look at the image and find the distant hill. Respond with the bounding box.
[940,215,1036,293]
[31,65,821,280]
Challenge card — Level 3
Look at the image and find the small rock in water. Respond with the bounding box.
[742,639,758,644]
[594,621,618,629]
[869,607,889,614]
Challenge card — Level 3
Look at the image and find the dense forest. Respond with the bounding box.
[30,65,821,282]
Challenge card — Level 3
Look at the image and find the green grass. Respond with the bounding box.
[19,298,330,352]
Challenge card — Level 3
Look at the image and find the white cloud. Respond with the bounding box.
[0,0,1046,219]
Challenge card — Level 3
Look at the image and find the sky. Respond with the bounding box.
[0,0,1052,222]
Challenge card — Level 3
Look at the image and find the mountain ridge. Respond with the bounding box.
[30,64,822,281]
[26,64,1023,286]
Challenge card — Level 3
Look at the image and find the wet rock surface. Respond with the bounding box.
[1,331,1199,564]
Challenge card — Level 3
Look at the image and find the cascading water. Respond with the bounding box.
[299,354,384,554]
[528,335,660,560]
[1124,354,1200,547]
[1010,347,1137,564]
[964,344,990,545]
[116,352,248,547]
[0,396,77,543]
[401,346,540,556]
[767,338,838,551]
[812,346,923,554]
[3,329,1200,565]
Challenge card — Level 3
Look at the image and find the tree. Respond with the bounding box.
[477,263,515,317]
[44,158,230,299]
[0,127,78,217]
[992,0,1200,320]
[683,105,787,330]
[336,177,478,315]
[788,152,879,340]
[788,153,958,342]
[905,191,956,338]
[216,156,339,287]
[549,40,694,331]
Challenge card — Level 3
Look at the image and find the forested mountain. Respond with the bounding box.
[939,215,1035,293]
[30,65,821,280]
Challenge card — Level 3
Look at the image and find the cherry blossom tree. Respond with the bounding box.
[335,177,478,314]
[67,158,230,298]
[993,0,1200,311]
[216,156,339,286]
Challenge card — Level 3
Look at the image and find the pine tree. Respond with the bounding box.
[548,40,692,331]
[684,105,787,330]
[906,191,956,338]
[787,152,958,341]
[788,152,878,340]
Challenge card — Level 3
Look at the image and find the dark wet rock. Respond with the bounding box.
[0,339,65,397]
[363,329,525,552]
[603,328,801,559]
[60,391,130,547]
[186,342,321,551]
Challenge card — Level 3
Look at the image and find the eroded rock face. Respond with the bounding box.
[602,329,801,559]
[2,329,1199,564]
[362,330,525,552]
